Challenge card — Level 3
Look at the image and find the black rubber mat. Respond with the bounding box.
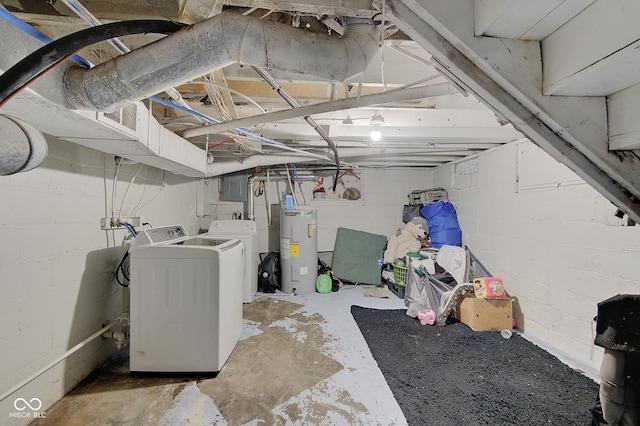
[351,306,598,426]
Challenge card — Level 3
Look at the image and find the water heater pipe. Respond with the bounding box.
[101,330,127,350]
[247,174,317,220]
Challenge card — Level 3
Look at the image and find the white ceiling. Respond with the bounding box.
[0,0,524,168]
[1,0,640,221]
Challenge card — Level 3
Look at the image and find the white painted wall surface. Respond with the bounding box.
[0,137,205,423]
[431,140,640,373]
[247,168,431,254]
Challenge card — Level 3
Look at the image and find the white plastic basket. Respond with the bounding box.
[408,187,448,205]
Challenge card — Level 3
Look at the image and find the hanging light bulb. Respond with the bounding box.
[369,113,384,142]
[370,128,382,142]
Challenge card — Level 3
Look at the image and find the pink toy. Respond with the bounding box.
[417,309,437,325]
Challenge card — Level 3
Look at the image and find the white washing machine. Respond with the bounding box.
[129,225,244,372]
[207,220,257,303]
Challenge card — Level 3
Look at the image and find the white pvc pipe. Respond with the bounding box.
[284,163,298,208]
[267,169,271,225]
[0,316,126,403]
[101,330,127,350]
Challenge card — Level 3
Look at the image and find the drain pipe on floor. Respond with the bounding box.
[0,314,128,403]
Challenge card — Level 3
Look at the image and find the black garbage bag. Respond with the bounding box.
[590,294,640,426]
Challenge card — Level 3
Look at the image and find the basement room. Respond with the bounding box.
[1,0,639,425]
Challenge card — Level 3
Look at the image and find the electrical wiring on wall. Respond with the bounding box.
[111,158,122,224]
[132,171,166,217]
[114,222,137,287]
[292,163,307,205]
[118,163,145,219]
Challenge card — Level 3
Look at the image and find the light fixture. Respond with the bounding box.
[369,113,384,142]
[370,128,382,142]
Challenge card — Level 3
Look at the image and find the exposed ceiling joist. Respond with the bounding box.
[387,0,640,222]
[9,0,635,187]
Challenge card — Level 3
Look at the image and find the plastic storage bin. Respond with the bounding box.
[392,263,408,286]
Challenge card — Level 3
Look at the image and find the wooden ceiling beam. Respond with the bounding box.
[177,80,389,99]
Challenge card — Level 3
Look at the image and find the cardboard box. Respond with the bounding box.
[454,297,512,331]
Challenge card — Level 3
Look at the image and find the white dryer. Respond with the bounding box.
[129,225,244,372]
[207,220,258,303]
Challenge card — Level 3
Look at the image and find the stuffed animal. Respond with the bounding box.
[384,221,428,264]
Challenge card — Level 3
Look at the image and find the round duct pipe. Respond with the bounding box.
[63,12,380,112]
[0,115,48,175]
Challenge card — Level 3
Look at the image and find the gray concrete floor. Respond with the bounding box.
[32,287,408,425]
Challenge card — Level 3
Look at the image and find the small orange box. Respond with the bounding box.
[473,277,506,299]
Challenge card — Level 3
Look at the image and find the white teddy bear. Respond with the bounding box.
[384,221,428,264]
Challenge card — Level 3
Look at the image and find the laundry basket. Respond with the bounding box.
[392,263,408,287]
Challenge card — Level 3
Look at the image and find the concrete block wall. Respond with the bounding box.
[0,137,204,423]
[250,168,431,254]
[430,140,640,373]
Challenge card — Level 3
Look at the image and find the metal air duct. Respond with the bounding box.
[63,12,380,112]
[0,114,48,175]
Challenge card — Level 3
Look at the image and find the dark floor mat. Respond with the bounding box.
[351,306,598,426]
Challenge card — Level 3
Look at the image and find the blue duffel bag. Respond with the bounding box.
[420,200,462,248]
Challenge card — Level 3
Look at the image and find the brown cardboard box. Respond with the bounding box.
[454,297,512,331]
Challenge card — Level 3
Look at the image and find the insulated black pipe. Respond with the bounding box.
[0,20,186,107]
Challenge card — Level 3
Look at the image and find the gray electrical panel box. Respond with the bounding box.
[221,171,249,202]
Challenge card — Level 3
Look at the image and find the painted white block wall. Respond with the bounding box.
[430,140,640,374]
[248,168,431,254]
[0,137,205,423]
